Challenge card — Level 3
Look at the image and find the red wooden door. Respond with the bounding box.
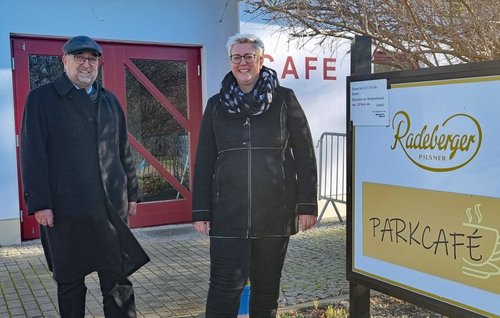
[12,36,202,240]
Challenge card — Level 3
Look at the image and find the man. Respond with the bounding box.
[20,35,150,317]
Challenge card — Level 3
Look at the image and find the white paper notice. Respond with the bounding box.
[350,79,389,126]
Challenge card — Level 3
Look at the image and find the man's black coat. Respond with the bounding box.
[21,73,149,283]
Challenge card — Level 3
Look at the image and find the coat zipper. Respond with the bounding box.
[244,117,251,238]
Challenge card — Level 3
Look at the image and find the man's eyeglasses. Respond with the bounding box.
[71,54,100,66]
[230,54,260,64]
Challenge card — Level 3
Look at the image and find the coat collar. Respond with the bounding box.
[53,72,102,97]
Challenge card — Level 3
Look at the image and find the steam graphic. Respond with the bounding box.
[462,204,500,279]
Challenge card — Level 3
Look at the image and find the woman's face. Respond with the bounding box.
[230,43,263,93]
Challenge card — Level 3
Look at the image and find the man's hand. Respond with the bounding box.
[34,209,54,227]
[128,202,138,216]
[193,221,210,236]
[299,215,317,231]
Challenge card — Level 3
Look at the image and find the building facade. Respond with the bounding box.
[0,1,351,245]
[0,0,240,244]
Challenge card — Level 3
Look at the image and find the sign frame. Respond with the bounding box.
[347,60,500,318]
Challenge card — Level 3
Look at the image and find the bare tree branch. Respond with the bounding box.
[243,0,500,69]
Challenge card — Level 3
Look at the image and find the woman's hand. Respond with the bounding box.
[194,221,211,236]
[128,202,138,216]
[299,215,317,231]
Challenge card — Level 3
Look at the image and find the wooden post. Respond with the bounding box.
[349,282,371,318]
[349,34,372,318]
[350,35,372,75]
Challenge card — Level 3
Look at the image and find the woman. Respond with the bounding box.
[192,33,318,317]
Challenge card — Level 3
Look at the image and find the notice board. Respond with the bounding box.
[347,60,500,318]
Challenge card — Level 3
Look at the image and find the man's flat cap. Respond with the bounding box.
[62,35,103,56]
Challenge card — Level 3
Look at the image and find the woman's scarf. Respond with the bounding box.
[220,66,279,117]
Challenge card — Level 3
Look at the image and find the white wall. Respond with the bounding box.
[0,0,240,244]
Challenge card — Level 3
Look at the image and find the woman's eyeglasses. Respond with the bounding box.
[71,54,100,66]
[230,54,260,64]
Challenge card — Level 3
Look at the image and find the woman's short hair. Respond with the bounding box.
[226,33,265,57]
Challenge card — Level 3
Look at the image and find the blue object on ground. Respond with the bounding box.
[238,285,251,315]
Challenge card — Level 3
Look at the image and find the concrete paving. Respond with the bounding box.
[0,204,347,317]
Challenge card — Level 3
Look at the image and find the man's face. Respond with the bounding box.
[62,52,100,89]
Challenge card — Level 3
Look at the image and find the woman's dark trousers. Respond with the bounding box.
[57,270,136,317]
[205,236,290,318]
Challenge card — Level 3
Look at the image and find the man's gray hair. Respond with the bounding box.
[226,33,265,57]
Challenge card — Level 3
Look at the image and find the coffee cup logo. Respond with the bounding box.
[391,111,482,172]
[462,204,500,280]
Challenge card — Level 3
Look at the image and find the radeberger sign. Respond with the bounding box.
[350,72,500,317]
[390,111,482,172]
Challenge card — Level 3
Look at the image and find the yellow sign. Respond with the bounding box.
[363,182,500,294]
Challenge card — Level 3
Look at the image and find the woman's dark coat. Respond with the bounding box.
[192,86,318,238]
[21,73,149,283]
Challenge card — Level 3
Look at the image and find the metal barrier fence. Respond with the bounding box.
[316,132,346,224]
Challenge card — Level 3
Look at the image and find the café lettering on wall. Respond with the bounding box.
[263,54,337,80]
